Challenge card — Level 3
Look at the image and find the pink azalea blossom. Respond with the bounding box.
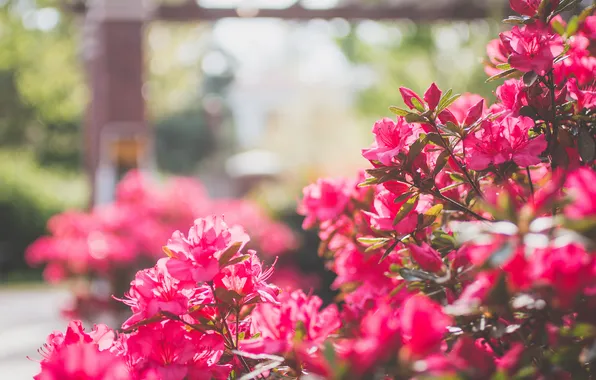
[242,289,341,357]
[121,259,191,329]
[565,168,596,219]
[164,216,249,285]
[408,243,445,273]
[298,177,352,228]
[509,0,558,16]
[125,320,229,380]
[362,117,416,166]
[213,251,280,305]
[399,295,452,359]
[500,23,564,75]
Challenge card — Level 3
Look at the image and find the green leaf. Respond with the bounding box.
[215,287,243,304]
[578,4,596,24]
[398,268,438,282]
[405,113,427,123]
[393,191,415,204]
[323,340,337,369]
[502,16,527,24]
[226,254,250,266]
[566,15,579,36]
[571,323,596,338]
[411,97,425,112]
[432,150,450,178]
[522,71,538,87]
[496,63,512,70]
[425,132,445,147]
[379,238,401,263]
[514,365,537,379]
[358,237,391,253]
[486,68,519,83]
[449,173,465,182]
[407,136,428,164]
[578,128,596,163]
[393,194,419,225]
[438,88,453,106]
[439,94,461,112]
[358,176,378,188]
[357,237,389,245]
[563,217,596,233]
[389,106,411,117]
[519,106,538,118]
[419,204,444,229]
[218,241,243,267]
[551,18,566,35]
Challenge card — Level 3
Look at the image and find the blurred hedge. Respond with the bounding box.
[0,150,87,281]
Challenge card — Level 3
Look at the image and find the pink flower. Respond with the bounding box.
[399,87,424,110]
[464,116,546,170]
[438,93,487,126]
[365,190,432,234]
[35,342,131,380]
[121,259,191,329]
[464,120,511,171]
[500,116,547,167]
[496,343,525,375]
[337,302,402,375]
[164,216,249,285]
[565,168,596,219]
[362,117,416,166]
[496,79,526,115]
[408,243,445,273]
[399,295,451,359]
[298,177,352,229]
[35,322,126,380]
[125,320,229,380]
[242,289,341,357]
[213,251,280,305]
[567,78,596,111]
[424,83,442,111]
[509,0,554,16]
[530,243,595,308]
[500,23,564,75]
[485,38,509,76]
[455,272,499,307]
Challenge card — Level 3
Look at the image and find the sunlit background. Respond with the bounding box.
[0,0,516,377]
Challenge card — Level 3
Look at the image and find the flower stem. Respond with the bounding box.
[526,167,535,200]
[429,120,484,199]
[432,191,490,222]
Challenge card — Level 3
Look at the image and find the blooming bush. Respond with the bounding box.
[33,1,596,379]
[26,170,297,322]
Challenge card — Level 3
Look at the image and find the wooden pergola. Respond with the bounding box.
[69,0,507,206]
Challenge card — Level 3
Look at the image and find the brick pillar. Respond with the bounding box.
[83,0,154,206]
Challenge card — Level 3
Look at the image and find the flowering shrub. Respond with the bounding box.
[26,171,297,321]
[33,1,596,379]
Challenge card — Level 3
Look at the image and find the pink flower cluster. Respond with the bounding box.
[35,216,338,380]
[34,1,596,379]
[26,171,296,319]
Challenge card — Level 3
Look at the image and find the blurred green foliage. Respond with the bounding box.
[154,109,217,174]
[0,0,85,169]
[339,20,503,120]
[0,150,87,278]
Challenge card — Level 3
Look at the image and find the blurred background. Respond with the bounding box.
[0,0,514,377]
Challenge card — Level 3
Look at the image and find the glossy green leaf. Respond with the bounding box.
[389,106,411,116]
[393,194,419,226]
[486,68,519,83]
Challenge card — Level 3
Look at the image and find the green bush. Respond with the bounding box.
[0,150,87,281]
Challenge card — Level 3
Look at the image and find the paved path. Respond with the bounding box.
[0,287,70,379]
